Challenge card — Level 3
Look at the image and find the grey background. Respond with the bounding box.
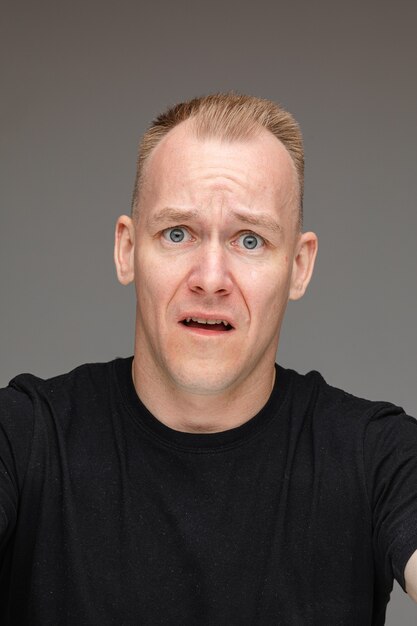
[1,0,416,622]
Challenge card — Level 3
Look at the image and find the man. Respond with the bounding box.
[0,93,416,625]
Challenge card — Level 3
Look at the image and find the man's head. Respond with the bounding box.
[131,93,305,231]
[115,93,317,399]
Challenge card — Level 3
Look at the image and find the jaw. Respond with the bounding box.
[133,300,283,398]
[156,323,279,397]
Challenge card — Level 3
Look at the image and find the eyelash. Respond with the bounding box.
[235,232,265,250]
[161,226,266,250]
[162,226,193,244]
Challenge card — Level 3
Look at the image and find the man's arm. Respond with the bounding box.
[405,549,417,602]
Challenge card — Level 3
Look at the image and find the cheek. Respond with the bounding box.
[245,266,292,315]
[247,263,291,293]
[135,252,185,307]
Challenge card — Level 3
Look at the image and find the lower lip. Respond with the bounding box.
[179,323,234,336]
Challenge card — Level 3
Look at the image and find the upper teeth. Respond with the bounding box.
[186,317,229,326]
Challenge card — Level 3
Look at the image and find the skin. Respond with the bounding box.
[405,550,417,602]
[114,120,318,433]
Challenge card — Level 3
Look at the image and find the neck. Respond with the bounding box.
[131,357,277,434]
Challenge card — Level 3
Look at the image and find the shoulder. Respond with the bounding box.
[279,364,414,441]
[282,363,404,418]
[0,358,130,480]
[0,357,130,430]
[0,357,132,492]
[3,357,126,404]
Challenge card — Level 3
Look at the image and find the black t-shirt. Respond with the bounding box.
[0,357,416,625]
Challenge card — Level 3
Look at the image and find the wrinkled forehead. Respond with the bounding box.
[139,120,300,221]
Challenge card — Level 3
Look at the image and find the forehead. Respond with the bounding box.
[140,120,299,213]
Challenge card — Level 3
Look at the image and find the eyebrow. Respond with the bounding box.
[147,207,283,236]
[147,208,200,229]
[230,211,283,235]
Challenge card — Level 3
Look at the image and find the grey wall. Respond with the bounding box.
[1,1,416,621]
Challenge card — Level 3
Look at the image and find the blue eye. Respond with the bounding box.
[237,233,264,250]
[162,227,191,243]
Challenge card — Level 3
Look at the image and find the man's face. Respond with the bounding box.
[117,122,316,395]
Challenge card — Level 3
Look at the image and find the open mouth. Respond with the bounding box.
[181,317,234,331]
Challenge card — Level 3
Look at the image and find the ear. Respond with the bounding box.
[289,231,318,301]
[114,215,135,285]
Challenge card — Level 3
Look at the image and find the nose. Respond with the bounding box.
[187,242,234,296]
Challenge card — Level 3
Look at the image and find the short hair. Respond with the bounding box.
[131,92,304,229]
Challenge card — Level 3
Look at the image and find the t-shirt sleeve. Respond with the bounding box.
[364,403,417,592]
[0,386,34,552]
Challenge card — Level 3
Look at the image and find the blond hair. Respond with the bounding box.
[131,93,304,228]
